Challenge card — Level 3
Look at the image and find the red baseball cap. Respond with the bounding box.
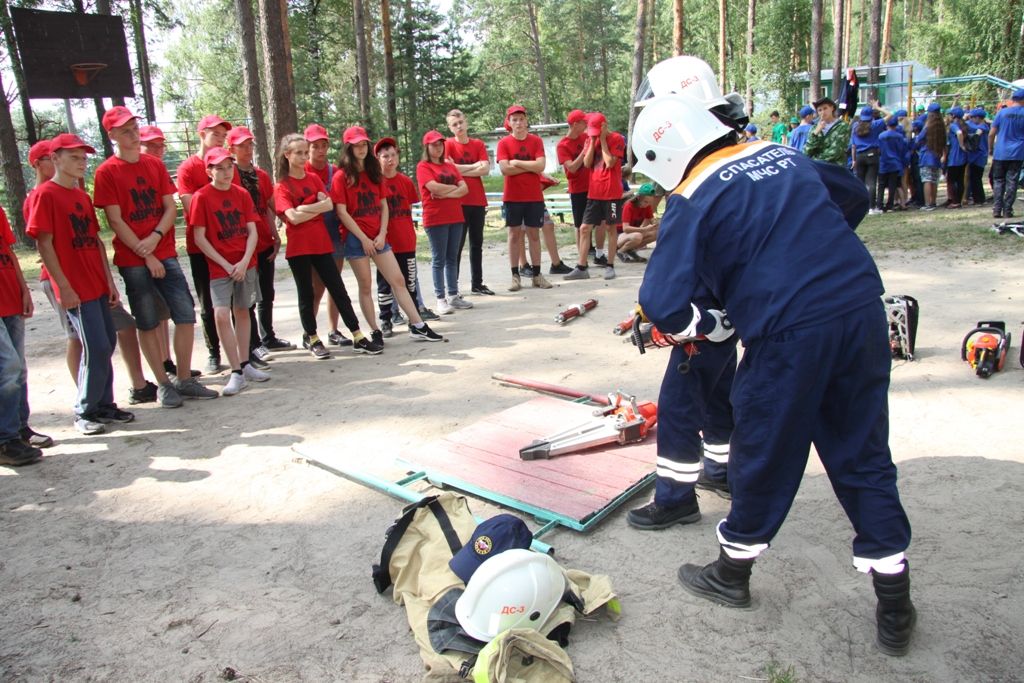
[226,126,255,146]
[101,105,138,132]
[343,126,371,145]
[374,136,398,155]
[567,109,587,124]
[540,175,559,189]
[422,130,445,145]
[28,140,52,165]
[304,123,329,142]
[139,125,165,142]
[586,112,606,136]
[204,147,235,166]
[196,114,232,132]
[49,133,96,154]
[506,104,527,117]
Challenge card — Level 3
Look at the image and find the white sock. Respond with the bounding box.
[596,249,606,258]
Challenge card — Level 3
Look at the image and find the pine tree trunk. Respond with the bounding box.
[353,0,372,129]
[811,0,823,103]
[235,0,271,169]
[526,0,551,124]
[257,0,297,150]
[380,0,398,135]
[647,0,656,68]
[0,69,29,244]
[401,0,416,152]
[0,0,36,145]
[868,0,881,101]
[129,0,156,122]
[627,0,648,169]
[718,0,727,87]
[832,0,844,102]
[745,0,756,115]
[881,0,894,63]
[673,0,683,55]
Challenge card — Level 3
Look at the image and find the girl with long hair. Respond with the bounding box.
[272,133,382,358]
[331,127,444,343]
[915,106,947,211]
[850,105,888,214]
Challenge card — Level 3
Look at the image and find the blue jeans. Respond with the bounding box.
[426,223,464,299]
[66,297,117,418]
[0,315,29,441]
[119,258,197,331]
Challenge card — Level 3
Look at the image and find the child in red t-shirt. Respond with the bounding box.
[273,133,381,358]
[417,130,472,316]
[333,127,443,342]
[191,147,269,396]
[445,109,494,295]
[375,137,427,334]
[28,134,132,435]
[496,105,547,291]
[0,204,48,465]
[618,183,659,262]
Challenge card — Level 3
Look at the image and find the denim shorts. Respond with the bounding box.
[344,231,392,259]
[919,166,941,183]
[119,257,197,331]
[210,269,261,309]
[324,213,345,258]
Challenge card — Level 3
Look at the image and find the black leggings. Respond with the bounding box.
[188,252,220,358]
[287,252,360,336]
[376,250,418,322]
[249,246,277,351]
[855,152,881,209]
[967,164,986,204]
[947,165,967,205]
[877,171,901,210]
[457,205,486,289]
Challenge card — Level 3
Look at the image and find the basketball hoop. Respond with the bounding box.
[70,62,108,86]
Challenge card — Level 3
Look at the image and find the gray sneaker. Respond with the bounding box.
[174,377,219,400]
[392,310,407,326]
[74,416,105,435]
[604,266,617,280]
[448,294,474,309]
[157,383,184,408]
[418,307,440,321]
[564,267,590,281]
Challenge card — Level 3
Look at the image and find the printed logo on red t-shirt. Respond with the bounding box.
[129,176,161,224]
[353,186,382,219]
[71,203,100,250]
[213,201,247,242]
[514,144,533,161]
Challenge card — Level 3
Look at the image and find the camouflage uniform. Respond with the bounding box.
[804,119,852,166]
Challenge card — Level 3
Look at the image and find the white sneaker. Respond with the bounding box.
[222,372,248,396]
[437,298,454,315]
[448,294,474,310]
[74,416,105,435]
[243,364,271,382]
[604,266,617,280]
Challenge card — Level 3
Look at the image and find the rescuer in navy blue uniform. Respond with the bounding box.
[631,92,915,657]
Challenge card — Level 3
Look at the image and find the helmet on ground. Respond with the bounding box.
[631,94,736,191]
[634,56,730,109]
[454,549,566,642]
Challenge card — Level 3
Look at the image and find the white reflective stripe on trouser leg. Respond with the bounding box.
[656,456,700,483]
[702,442,729,464]
[853,551,907,575]
[717,519,769,560]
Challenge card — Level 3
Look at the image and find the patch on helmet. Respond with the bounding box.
[473,535,493,556]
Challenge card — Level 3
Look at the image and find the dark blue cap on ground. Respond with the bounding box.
[449,514,532,583]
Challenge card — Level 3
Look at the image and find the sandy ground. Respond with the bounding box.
[2,215,1024,682]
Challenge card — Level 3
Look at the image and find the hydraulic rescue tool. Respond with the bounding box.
[519,391,658,460]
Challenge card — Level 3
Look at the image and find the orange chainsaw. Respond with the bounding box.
[961,321,1011,378]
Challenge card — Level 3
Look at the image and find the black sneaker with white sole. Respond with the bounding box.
[93,407,136,424]
[309,340,332,359]
[328,329,353,346]
[371,329,385,347]
[409,323,444,342]
[353,337,384,355]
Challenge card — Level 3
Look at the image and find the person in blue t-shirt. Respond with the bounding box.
[965,108,990,205]
[908,120,925,207]
[743,123,760,142]
[788,105,815,152]
[851,105,890,215]
[878,117,908,211]
[944,107,968,208]
[632,92,914,657]
[915,104,946,211]
[990,90,1024,218]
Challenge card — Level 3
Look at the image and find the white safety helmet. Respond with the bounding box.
[455,549,566,642]
[634,55,729,109]
[631,94,736,191]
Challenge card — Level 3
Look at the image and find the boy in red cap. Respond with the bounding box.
[96,106,218,404]
[303,123,350,348]
[0,203,48,465]
[228,126,290,362]
[556,109,591,237]
[445,109,495,295]
[28,134,134,434]
[497,104,548,291]
[139,126,167,159]
[177,114,232,375]
[191,147,270,395]
[565,111,624,282]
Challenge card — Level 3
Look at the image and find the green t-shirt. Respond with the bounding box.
[771,122,788,143]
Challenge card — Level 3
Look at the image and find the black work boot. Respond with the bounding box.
[695,471,731,500]
[627,496,700,530]
[678,548,754,608]
[872,561,916,656]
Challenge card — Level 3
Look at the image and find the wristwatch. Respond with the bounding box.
[153,228,164,238]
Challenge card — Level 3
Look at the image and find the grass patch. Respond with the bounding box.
[856,207,1023,259]
[762,659,799,683]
